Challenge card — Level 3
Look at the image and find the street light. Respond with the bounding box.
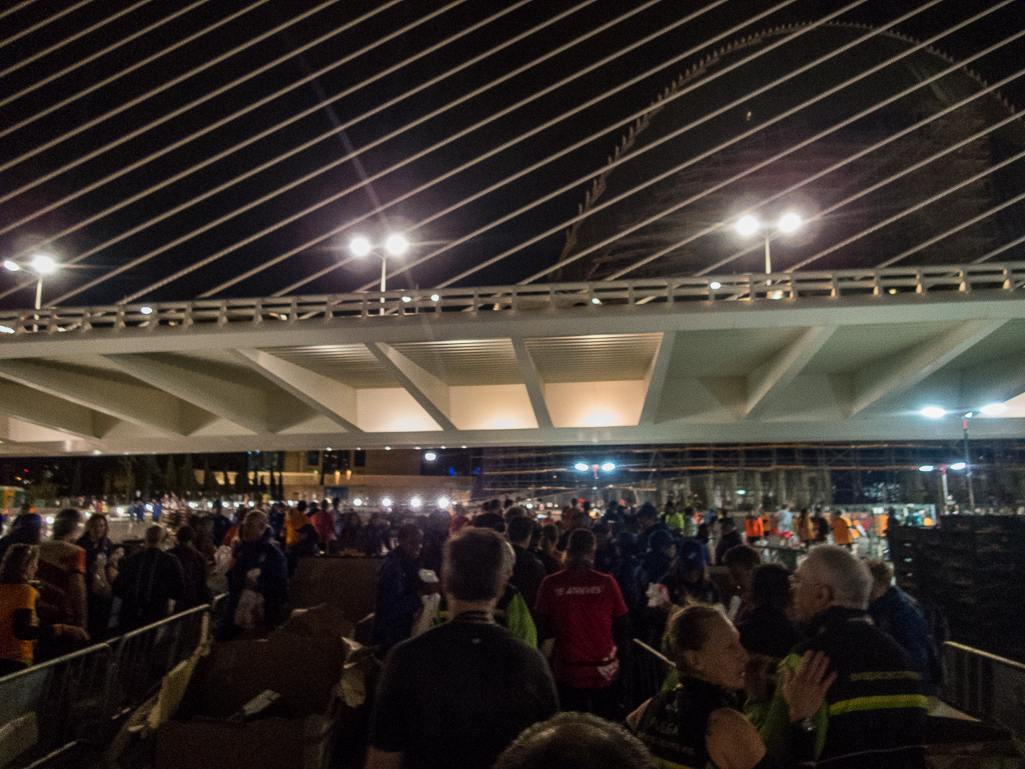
[4,252,59,310]
[919,462,969,510]
[349,234,409,314]
[734,211,803,274]
[919,402,1007,511]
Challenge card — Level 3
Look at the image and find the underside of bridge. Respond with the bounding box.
[0,271,1023,456]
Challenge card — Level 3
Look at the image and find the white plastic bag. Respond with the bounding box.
[646,582,671,609]
[410,593,441,638]
[234,588,265,630]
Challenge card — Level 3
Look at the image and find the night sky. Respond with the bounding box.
[1,0,1023,309]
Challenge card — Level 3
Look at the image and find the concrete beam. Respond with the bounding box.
[745,326,837,420]
[511,337,553,429]
[0,381,113,439]
[0,360,208,435]
[104,353,271,434]
[852,320,1007,415]
[232,349,362,433]
[366,343,457,431]
[639,332,677,425]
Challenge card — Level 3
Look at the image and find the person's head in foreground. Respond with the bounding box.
[494,712,655,769]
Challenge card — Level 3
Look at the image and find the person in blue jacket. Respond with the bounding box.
[372,523,427,652]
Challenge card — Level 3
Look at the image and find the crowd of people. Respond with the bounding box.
[0,495,942,768]
[366,498,939,769]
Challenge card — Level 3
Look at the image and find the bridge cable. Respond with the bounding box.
[0,0,40,23]
[0,0,353,177]
[62,0,737,303]
[4,0,540,270]
[0,0,98,51]
[0,0,215,109]
[189,0,819,300]
[1,0,151,80]
[428,0,987,288]
[40,0,581,305]
[0,0,275,141]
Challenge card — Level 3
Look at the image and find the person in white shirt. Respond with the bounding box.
[775,504,794,535]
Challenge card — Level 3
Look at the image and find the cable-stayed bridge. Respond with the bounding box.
[2,0,1025,454]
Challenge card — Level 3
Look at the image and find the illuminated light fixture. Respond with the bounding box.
[920,406,947,419]
[709,281,721,290]
[401,296,412,303]
[437,496,450,508]
[384,233,409,256]
[777,211,803,233]
[980,403,1007,416]
[601,461,616,472]
[381,497,393,507]
[735,214,761,237]
[349,236,372,257]
[384,446,391,451]
[430,294,440,301]
[45,516,55,525]
[3,260,20,272]
[950,461,967,471]
[410,496,423,509]
[0,325,14,334]
[918,465,935,473]
[140,306,153,315]
[116,507,125,515]
[591,297,601,305]
[424,451,437,461]
[30,253,57,275]
[145,504,153,512]
[737,489,746,496]
[352,498,363,507]
[525,503,533,510]
[574,462,590,472]
[964,411,974,419]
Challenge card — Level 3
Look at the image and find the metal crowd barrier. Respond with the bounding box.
[0,600,220,767]
[942,641,1025,743]
[624,639,675,711]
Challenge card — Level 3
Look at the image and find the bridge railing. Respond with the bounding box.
[1,262,1023,337]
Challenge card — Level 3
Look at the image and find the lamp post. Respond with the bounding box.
[349,234,409,315]
[735,211,803,275]
[4,253,59,332]
[918,462,967,512]
[574,460,616,504]
[920,402,1007,512]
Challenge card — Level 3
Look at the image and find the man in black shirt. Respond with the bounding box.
[113,525,185,630]
[366,528,558,769]
[507,515,546,611]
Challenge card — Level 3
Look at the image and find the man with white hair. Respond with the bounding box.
[761,546,927,769]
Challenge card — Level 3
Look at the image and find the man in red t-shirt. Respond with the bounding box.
[534,528,630,720]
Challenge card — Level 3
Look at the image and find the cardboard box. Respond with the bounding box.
[155,633,349,769]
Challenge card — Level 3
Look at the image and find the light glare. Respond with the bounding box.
[777,211,802,233]
[709,281,721,290]
[30,254,57,275]
[353,498,363,507]
[3,260,20,272]
[919,465,935,472]
[424,451,437,461]
[437,496,450,509]
[384,234,408,256]
[920,406,947,419]
[736,215,761,237]
[410,496,422,509]
[950,462,967,471]
[140,306,153,315]
[349,236,372,257]
[601,461,616,472]
[574,462,589,472]
[981,403,1007,416]
[381,497,393,507]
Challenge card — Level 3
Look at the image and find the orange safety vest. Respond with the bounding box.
[745,517,764,539]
